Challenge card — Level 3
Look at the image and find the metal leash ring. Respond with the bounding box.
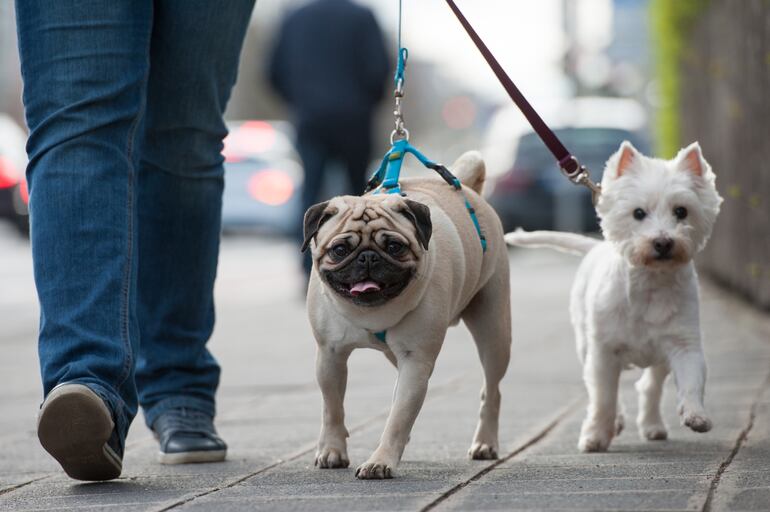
[390,127,410,144]
[559,156,602,205]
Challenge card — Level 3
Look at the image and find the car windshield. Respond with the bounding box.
[513,128,647,180]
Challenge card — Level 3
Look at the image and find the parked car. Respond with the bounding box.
[487,126,649,233]
[0,114,29,235]
[221,120,303,235]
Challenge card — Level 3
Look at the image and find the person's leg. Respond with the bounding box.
[296,126,330,276]
[135,0,255,432]
[338,123,372,196]
[15,0,152,474]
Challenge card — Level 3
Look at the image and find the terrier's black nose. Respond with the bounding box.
[357,250,380,267]
[653,237,674,257]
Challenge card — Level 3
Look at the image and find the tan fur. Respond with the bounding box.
[307,151,511,478]
[451,150,486,194]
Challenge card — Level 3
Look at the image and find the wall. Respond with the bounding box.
[678,0,770,308]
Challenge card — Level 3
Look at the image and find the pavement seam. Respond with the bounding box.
[701,370,770,512]
[419,396,584,512]
[0,475,52,497]
[151,373,470,512]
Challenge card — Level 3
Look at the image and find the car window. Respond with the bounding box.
[513,128,648,180]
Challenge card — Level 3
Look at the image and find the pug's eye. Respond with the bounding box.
[673,206,688,220]
[386,241,406,256]
[329,243,350,260]
[633,208,646,221]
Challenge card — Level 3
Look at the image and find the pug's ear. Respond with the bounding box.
[301,201,335,253]
[400,199,432,250]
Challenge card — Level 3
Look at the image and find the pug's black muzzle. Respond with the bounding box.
[323,249,414,307]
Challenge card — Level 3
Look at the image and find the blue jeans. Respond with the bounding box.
[15,0,256,446]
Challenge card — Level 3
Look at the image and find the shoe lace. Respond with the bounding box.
[156,408,215,435]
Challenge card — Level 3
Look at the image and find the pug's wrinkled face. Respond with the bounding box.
[302,195,432,307]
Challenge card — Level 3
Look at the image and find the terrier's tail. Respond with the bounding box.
[504,228,599,256]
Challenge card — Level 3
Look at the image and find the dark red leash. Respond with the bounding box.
[443,0,601,202]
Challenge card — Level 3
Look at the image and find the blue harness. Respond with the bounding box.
[365,139,487,344]
[365,13,485,343]
[366,139,486,253]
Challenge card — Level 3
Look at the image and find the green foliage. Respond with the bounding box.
[650,0,706,157]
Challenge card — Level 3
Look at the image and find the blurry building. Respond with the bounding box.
[563,0,651,100]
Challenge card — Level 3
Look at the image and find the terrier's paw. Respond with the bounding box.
[682,412,712,433]
[578,434,611,453]
[579,419,614,453]
[355,461,394,479]
[639,424,668,441]
[468,442,498,460]
[315,447,350,469]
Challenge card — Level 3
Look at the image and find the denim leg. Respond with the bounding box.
[15,0,153,444]
[135,0,256,428]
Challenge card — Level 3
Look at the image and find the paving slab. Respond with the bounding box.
[1,225,768,511]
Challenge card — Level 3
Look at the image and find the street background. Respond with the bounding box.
[1,0,769,510]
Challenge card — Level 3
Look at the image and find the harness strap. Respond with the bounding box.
[366,142,486,253]
[366,143,488,345]
[463,197,487,252]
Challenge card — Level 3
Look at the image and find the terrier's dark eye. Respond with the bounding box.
[673,206,688,220]
[633,208,647,221]
[386,241,405,256]
[330,243,349,260]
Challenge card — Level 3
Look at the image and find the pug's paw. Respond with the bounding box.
[468,442,498,460]
[315,447,349,469]
[355,461,394,479]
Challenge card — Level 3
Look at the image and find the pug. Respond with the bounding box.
[302,151,511,479]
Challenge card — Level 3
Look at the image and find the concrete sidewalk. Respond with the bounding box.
[0,227,768,511]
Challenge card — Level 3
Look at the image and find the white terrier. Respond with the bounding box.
[506,141,723,452]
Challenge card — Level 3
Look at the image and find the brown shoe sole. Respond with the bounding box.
[37,384,122,481]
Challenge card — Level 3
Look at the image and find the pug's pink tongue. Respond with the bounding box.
[350,280,381,296]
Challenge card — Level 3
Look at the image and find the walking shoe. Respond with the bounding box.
[37,383,123,481]
[152,407,227,464]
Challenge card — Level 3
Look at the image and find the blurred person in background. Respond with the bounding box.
[267,0,390,278]
[15,0,255,481]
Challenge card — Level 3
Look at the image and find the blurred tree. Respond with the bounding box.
[650,0,702,158]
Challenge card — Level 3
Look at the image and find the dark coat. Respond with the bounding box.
[267,0,390,131]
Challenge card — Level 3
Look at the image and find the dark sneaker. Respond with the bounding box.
[37,383,123,481]
[152,408,227,464]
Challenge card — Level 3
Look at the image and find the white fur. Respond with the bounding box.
[507,141,723,452]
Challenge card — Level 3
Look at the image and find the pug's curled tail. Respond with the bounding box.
[504,228,599,256]
[452,150,485,195]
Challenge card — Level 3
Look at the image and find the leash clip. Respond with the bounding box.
[559,156,602,206]
[391,79,408,142]
[391,48,409,143]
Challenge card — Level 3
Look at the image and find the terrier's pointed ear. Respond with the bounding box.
[400,199,432,250]
[612,140,639,178]
[301,201,335,253]
[675,142,705,177]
